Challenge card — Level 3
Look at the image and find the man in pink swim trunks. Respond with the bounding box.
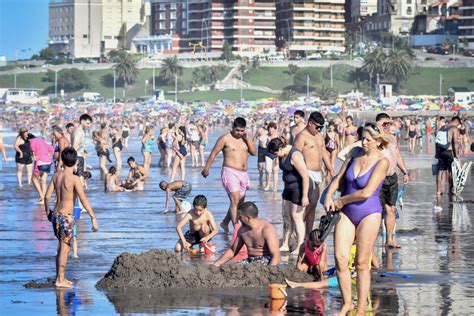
[202,117,257,234]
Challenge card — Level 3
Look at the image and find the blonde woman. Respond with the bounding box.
[324,122,389,316]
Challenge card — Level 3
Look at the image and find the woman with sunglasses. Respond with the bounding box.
[324,122,389,316]
[267,137,313,255]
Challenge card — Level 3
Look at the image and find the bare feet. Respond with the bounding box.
[385,242,401,249]
[285,278,299,289]
[220,222,230,234]
[279,245,290,252]
[55,279,73,288]
[37,199,44,205]
[336,303,354,316]
[264,186,270,192]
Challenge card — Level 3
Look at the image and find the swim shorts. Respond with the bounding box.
[437,150,453,171]
[183,230,203,246]
[327,276,339,288]
[75,156,85,177]
[49,211,75,246]
[38,164,52,174]
[380,173,398,216]
[174,183,192,201]
[240,255,272,265]
[221,166,249,197]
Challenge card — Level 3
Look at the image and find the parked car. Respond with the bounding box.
[306,53,322,60]
[463,50,474,57]
[353,57,364,61]
[427,46,449,55]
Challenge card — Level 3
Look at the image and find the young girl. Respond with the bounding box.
[296,229,328,279]
[104,166,124,192]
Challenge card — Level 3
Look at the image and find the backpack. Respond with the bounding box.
[435,126,452,151]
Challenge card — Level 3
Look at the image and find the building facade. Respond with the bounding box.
[150,0,277,55]
[49,0,148,58]
[459,0,474,49]
[351,0,378,22]
[276,0,346,55]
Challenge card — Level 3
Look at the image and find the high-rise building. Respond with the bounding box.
[459,0,474,49]
[49,0,103,58]
[351,0,378,22]
[49,0,148,58]
[150,0,277,54]
[276,0,346,55]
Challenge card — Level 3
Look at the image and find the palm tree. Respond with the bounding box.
[112,50,138,87]
[362,47,386,78]
[315,84,336,100]
[384,48,412,91]
[159,56,183,85]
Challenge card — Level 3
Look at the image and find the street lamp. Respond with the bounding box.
[113,70,116,103]
[201,19,210,61]
[54,69,58,98]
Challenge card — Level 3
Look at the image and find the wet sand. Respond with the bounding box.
[1,129,473,315]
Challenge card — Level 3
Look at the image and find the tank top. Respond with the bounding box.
[304,241,325,266]
[279,147,301,185]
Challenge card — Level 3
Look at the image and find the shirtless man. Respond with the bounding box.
[44,148,98,288]
[289,110,306,145]
[201,117,257,233]
[376,113,410,248]
[213,202,280,266]
[71,114,92,184]
[293,111,335,236]
[175,195,218,252]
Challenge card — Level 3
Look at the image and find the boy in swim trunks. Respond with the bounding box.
[159,180,192,214]
[44,148,99,288]
[175,195,218,252]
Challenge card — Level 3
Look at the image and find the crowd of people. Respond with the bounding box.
[0,106,472,315]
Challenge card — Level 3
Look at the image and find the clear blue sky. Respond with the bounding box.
[0,0,49,61]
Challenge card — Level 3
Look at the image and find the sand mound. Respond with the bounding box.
[97,249,314,290]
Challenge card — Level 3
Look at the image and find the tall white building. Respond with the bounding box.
[49,0,148,58]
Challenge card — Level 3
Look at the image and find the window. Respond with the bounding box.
[407,7,412,15]
[406,0,412,4]
[104,36,112,39]
[83,34,88,38]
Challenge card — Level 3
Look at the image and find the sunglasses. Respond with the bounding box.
[365,122,380,133]
[382,122,392,127]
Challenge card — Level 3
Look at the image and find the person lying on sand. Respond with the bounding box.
[175,195,218,252]
[213,202,280,266]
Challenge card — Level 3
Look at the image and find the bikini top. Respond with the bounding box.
[345,129,357,137]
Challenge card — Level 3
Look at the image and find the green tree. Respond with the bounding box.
[362,47,386,79]
[384,48,412,91]
[43,68,89,93]
[280,88,297,101]
[284,64,300,76]
[39,47,55,60]
[112,50,139,86]
[293,69,321,89]
[323,64,355,81]
[159,56,183,85]
[314,84,336,100]
[220,41,235,62]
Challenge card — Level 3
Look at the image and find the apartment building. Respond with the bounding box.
[459,0,474,49]
[150,0,277,55]
[49,0,102,58]
[351,0,378,22]
[276,0,346,55]
[365,0,431,36]
[49,0,147,58]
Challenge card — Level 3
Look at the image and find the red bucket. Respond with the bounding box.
[201,242,216,254]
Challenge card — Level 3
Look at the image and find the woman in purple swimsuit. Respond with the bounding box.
[324,123,389,316]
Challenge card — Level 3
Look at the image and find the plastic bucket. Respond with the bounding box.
[268,283,287,300]
[202,242,216,254]
[270,298,287,313]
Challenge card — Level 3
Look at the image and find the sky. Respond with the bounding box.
[0,0,49,61]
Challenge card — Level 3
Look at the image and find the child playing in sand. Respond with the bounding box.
[104,166,124,192]
[296,229,328,279]
[175,195,218,252]
[159,180,192,213]
[286,244,372,290]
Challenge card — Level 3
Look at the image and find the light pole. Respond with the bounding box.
[14,70,17,89]
[113,70,116,103]
[201,19,210,61]
[369,72,372,98]
[306,74,310,99]
[152,64,155,95]
[439,74,443,96]
[240,70,243,104]
[330,65,333,89]
[452,44,456,60]
[54,69,58,98]
[175,73,178,103]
